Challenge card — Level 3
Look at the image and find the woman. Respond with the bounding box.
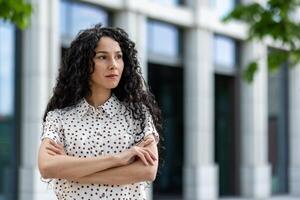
[38,24,162,200]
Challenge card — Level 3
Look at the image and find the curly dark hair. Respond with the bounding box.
[43,24,163,142]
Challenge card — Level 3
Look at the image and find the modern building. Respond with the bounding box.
[0,0,299,199]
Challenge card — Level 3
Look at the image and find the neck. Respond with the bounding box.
[86,87,112,108]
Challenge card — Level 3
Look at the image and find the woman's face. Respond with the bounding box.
[90,36,124,93]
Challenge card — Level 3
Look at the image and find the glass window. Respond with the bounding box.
[60,0,109,45]
[152,0,182,6]
[212,0,237,18]
[149,63,183,198]
[0,21,15,117]
[214,74,239,196]
[214,35,237,70]
[147,20,180,59]
[0,20,17,200]
[268,62,289,194]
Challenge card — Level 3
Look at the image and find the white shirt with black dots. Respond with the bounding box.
[41,94,159,200]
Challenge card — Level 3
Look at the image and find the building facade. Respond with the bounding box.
[0,0,300,199]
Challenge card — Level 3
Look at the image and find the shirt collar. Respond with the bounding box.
[76,94,122,119]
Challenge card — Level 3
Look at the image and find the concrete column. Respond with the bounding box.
[19,0,59,200]
[289,64,300,196]
[183,0,218,199]
[183,28,218,200]
[114,10,148,79]
[240,42,271,198]
[48,0,61,89]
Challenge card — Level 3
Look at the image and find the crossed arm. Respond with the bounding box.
[38,134,159,185]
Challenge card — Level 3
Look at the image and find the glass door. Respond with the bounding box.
[214,74,240,196]
[149,63,183,199]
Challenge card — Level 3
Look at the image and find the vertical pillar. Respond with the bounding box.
[240,42,271,198]
[289,64,300,196]
[183,28,218,200]
[114,9,148,78]
[183,0,218,199]
[19,0,60,199]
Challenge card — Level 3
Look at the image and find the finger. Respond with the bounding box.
[46,147,61,155]
[46,144,60,151]
[137,137,154,147]
[46,150,56,156]
[56,143,65,152]
[136,140,146,147]
[134,148,149,166]
[49,141,66,154]
[140,149,155,165]
[46,148,59,156]
[46,146,62,155]
[49,140,60,150]
[49,140,63,149]
[56,142,65,149]
[143,138,154,147]
[144,148,157,160]
[138,148,155,165]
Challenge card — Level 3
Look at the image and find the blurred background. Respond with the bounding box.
[1,0,300,200]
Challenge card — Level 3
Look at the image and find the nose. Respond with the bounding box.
[109,58,117,69]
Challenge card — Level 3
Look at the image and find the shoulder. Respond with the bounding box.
[45,109,61,120]
[45,106,76,121]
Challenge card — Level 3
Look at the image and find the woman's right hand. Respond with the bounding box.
[116,137,157,166]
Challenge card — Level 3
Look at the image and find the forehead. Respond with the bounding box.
[95,36,121,51]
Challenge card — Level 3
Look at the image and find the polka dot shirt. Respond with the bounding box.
[41,94,159,200]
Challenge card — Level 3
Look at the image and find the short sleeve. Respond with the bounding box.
[142,109,160,144]
[41,110,64,144]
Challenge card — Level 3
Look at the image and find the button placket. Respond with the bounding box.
[95,109,102,135]
[94,109,104,155]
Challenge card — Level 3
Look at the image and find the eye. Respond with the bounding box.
[97,55,106,60]
[116,54,123,59]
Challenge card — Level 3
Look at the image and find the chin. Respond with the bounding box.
[108,83,120,89]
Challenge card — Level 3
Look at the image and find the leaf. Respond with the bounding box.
[222,3,264,24]
[0,0,33,29]
[268,49,288,72]
[243,61,258,83]
[224,0,300,82]
[289,49,300,66]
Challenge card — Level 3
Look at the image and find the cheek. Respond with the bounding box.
[93,65,105,75]
[117,62,124,75]
[91,67,104,80]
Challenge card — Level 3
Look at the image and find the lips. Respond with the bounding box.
[105,74,118,78]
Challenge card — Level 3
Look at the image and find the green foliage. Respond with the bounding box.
[223,0,300,82]
[242,61,258,82]
[0,0,32,29]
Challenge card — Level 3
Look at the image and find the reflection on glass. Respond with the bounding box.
[60,0,109,42]
[152,0,181,6]
[268,64,289,194]
[0,21,15,117]
[0,20,16,200]
[212,0,236,18]
[214,35,237,69]
[147,20,179,58]
[149,64,183,197]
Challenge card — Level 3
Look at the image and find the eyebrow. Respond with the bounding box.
[95,50,122,54]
